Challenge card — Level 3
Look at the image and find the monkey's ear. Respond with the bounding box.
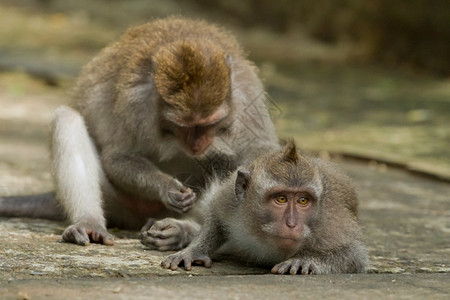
[282,139,298,163]
[235,170,251,202]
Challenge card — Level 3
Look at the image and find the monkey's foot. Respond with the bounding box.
[140,218,198,251]
[271,258,319,275]
[161,250,212,271]
[62,224,114,246]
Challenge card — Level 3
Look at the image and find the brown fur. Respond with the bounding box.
[153,40,231,119]
[46,17,279,247]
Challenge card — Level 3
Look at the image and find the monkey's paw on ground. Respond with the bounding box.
[271,258,321,275]
[161,250,212,271]
[62,223,114,246]
[140,218,196,251]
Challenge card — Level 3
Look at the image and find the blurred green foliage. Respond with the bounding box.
[193,0,450,75]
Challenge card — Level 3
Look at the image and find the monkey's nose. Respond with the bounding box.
[286,220,297,228]
[286,211,298,228]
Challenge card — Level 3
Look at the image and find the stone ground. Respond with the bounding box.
[0,2,449,299]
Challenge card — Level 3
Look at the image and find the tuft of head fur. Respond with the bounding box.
[282,139,298,163]
[251,140,318,190]
[153,40,231,121]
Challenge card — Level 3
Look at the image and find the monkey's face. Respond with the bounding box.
[173,124,216,155]
[255,187,315,252]
[154,40,232,156]
[160,106,230,156]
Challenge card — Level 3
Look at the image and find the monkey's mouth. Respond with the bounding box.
[273,235,300,249]
[188,147,207,156]
[275,236,298,242]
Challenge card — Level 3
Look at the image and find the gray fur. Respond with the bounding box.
[161,143,368,274]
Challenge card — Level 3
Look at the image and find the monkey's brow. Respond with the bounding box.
[171,117,224,128]
[265,186,316,197]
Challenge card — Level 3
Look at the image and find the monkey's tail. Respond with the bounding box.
[0,192,64,221]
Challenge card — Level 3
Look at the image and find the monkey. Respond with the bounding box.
[161,140,368,274]
[0,17,279,248]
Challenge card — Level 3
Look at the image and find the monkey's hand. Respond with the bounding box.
[271,258,321,275]
[161,249,212,271]
[62,222,114,246]
[162,180,196,214]
[140,218,200,251]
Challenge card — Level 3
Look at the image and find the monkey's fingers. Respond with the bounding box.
[141,235,181,251]
[140,218,156,233]
[272,259,319,275]
[62,226,90,246]
[171,256,187,270]
[183,258,193,271]
[147,226,178,239]
[271,262,289,274]
[161,257,173,269]
[86,229,113,245]
[180,197,196,212]
[271,259,300,275]
[97,232,114,246]
[85,228,115,246]
[301,262,318,275]
[161,252,196,271]
[179,187,193,193]
[193,255,212,268]
[167,191,196,213]
[288,259,302,275]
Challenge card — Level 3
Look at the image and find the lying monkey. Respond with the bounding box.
[161,140,368,274]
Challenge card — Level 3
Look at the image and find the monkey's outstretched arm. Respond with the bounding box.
[161,216,226,271]
[271,243,368,275]
[101,150,195,214]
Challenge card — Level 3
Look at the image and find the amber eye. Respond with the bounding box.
[298,197,309,206]
[276,195,288,203]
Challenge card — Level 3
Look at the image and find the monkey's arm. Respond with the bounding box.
[161,216,227,271]
[271,243,368,275]
[101,150,195,214]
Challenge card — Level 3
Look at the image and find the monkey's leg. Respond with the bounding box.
[140,218,201,251]
[51,106,113,246]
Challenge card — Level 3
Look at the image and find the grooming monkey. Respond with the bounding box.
[162,140,368,274]
[0,17,278,248]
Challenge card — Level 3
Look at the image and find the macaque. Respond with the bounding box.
[0,17,278,247]
[161,140,368,274]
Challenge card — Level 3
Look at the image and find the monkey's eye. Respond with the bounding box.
[275,195,288,204]
[297,197,309,206]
